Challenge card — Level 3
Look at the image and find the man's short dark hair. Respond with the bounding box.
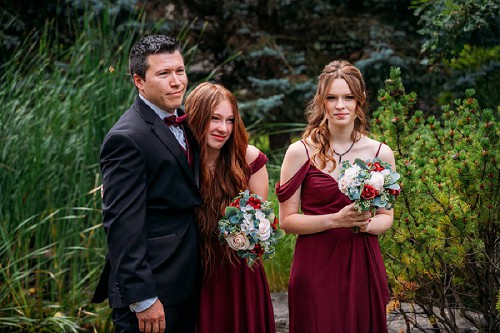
[129,35,182,82]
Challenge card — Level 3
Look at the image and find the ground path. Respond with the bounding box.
[271,292,479,333]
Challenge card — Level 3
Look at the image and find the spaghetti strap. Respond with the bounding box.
[375,142,383,158]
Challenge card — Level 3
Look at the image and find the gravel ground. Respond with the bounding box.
[271,292,479,333]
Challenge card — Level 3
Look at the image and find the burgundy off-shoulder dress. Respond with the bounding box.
[196,151,276,333]
[275,141,389,333]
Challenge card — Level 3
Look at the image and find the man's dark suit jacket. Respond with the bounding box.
[92,97,201,308]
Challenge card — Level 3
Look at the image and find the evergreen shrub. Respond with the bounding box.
[374,67,499,332]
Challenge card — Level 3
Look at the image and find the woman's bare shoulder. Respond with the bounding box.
[245,144,261,164]
[285,140,310,163]
[362,136,395,164]
[280,140,310,181]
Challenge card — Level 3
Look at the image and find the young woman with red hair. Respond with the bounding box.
[185,82,276,333]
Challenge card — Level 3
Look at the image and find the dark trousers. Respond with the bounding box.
[112,298,196,333]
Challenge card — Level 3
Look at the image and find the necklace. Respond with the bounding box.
[332,140,355,163]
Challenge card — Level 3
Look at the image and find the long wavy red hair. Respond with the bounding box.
[303,60,369,171]
[184,82,249,275]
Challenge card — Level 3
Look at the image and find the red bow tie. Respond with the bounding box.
[164,114,187,127]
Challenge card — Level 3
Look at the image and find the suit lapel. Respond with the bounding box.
[178,108,201,188]
[184,125,201,188]
[133,98,198,186]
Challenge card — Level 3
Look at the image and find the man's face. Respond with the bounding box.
[133,51,187,113]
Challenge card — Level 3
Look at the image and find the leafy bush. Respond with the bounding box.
[374,67,499,331]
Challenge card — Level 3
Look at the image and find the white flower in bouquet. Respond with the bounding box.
[258,219,272,241]
[366,171,385,191]
[338,164,362,192]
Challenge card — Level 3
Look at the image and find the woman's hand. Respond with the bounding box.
[335,203,371,229]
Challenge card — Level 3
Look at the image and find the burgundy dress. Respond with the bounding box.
[275,141,389,333]
[196,151,276,333]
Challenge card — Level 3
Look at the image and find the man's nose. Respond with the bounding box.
[170,74,181,86]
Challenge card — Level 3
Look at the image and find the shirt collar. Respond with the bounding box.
[139,94,177,119]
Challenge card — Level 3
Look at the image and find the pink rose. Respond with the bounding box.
[226,232,253,251]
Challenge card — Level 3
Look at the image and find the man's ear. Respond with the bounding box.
[133,74,144,91]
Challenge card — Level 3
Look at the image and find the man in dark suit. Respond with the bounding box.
[92,35,201,333]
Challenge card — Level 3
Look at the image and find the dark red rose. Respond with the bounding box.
[271,216,279,230]
[247,196,262,209]
[388,189,400,197]
[230,198,241,207]
[361,185,378,200]
[252,243,265,256]
[372,162,385,172]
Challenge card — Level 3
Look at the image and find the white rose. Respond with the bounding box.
[258,218,272,241]
[339,165,361,192]
[344,165,361,179]
[367,172,385,191]
[226,232,252,250]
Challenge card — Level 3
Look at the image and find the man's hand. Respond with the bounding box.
[135,299,166,333]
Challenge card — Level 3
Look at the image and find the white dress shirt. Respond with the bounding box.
[139,95,187,150]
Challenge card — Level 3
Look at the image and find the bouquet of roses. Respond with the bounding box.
[338,158,401,233]
[218,190,285,267]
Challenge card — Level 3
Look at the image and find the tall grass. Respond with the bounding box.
[0,207,106,332]
[0,4,140,332]
[0,7,137,229]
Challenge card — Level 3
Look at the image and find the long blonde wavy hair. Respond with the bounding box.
[303,60,369,171]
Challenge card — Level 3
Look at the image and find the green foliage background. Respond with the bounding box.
[0,0,498,332]
[373,68,499,331]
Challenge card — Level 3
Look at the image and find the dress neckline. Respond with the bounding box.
[309,163,339,184]
[300,139,384,184]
